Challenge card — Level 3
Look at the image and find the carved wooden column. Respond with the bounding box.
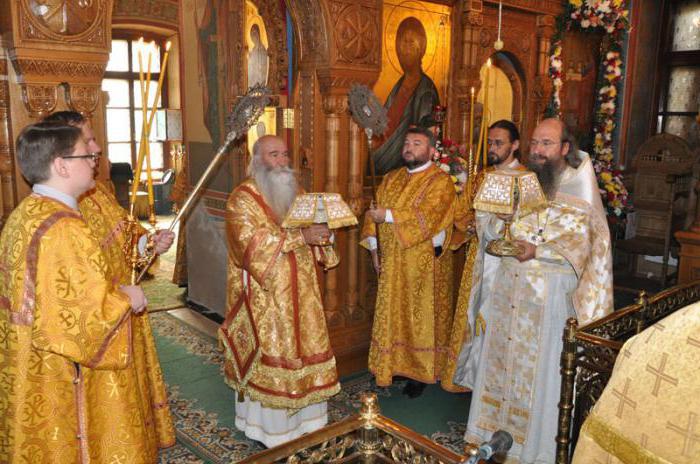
[345,119,363,319]
[322,94,347,327]
[452,1,483,144]
[0,43,15,227]
[534,14,556,118]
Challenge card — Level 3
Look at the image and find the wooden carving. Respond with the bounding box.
[0,54,15,227]
[65,83,101,116]
[112,0,179,27]
[12,58,106,80]
[18,0,109,47]
[21,83,58,117]
[332,2,379,66]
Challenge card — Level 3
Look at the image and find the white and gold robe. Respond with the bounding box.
[457,153,613,463]
[573,301,700,464]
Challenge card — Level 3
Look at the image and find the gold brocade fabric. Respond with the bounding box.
[360,164,457,387]
[573,302,700,464]
[441,238,478,392]
[79,181,176,456]
[0,195,135,463]
[221,179,340,410]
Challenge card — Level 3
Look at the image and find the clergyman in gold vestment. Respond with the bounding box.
[44,111,177,456]
[573,301,700,464]
[0,123,151,463]
[362,126,457,397]
[220,135,340,448]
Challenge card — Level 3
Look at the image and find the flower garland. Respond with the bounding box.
[547,0,632,230]
[549,42,564,115]
[433,139,468,193]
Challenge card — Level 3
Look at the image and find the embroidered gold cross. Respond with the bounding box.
[688,336,700,349]
[612,378,637,419]
[646,353,679,397]
[667,412,700,457]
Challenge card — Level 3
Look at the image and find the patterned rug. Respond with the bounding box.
[152,312,469,464]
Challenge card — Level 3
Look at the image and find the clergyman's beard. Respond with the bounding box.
[254,165,298,219]
[487,151,500,166]
[403,151,428,170]
[527,158,559,198]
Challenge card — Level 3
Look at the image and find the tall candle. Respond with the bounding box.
[143,41,172,222]
[481,59,492,170]
[131,38,148,207]
[468,87,475,176]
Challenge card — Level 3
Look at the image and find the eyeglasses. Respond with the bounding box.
[487,139,507,148]
[529,139,562,149]
[61,153,100,162]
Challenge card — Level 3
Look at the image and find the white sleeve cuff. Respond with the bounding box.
[432,229,446,247]
[385,209,394,223]
[367,236,377,250]
[138,234,148,255]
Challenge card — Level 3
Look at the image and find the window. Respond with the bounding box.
[656,0,700,140]
[102,36,168,179]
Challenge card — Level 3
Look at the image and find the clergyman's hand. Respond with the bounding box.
[514,240,536,262]
[302,224,331,246]
[120,285,148,315]
[152,230,175,255]
[367,206,387,224]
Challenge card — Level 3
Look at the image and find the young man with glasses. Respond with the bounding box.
[455,118,613,463]
[0,122,152,462]
[43,111,177,457]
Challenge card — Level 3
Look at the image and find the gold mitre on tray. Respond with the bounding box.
[282,193,358,229]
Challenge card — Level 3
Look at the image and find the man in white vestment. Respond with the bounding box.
[453,118,614,463]
[449,120,527,391]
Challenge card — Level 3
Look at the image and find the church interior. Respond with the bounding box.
[0,0,699,463]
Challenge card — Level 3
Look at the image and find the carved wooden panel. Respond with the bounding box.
[0,52,16,228]
[17,0,110,47]
[112,0,179,27]
[331,1,380,66]
[287,0,329,64]
[20,83,58,117]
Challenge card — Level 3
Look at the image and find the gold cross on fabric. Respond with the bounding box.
[611,378,637,419]
[666,412,700,458]
[645,353,679,397]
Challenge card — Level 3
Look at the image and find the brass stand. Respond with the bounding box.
[485,217,524,257]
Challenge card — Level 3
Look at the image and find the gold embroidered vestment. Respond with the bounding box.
[0,195,137,463]
[78,180,176,459]
[221,179,340,410]
[361,164,457,387]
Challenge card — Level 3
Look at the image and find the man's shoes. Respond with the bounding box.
[402,380,427,398]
